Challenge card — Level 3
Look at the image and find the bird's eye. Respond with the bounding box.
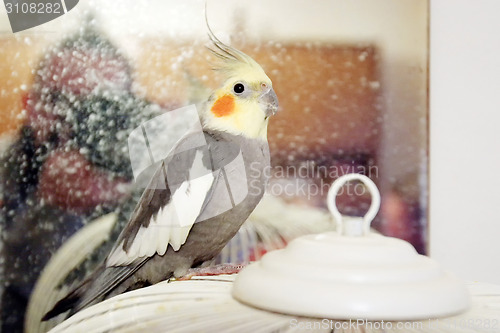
[233,83,245,94]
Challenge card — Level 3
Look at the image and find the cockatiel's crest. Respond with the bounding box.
[203,17,279,140]
[207,29,269,83]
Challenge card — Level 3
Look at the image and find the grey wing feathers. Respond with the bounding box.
[110,131,210,257]
[115,161,172,252]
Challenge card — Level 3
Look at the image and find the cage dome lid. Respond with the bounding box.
[232,173,470,321]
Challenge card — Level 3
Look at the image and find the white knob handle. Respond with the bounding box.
[327,173,381,236]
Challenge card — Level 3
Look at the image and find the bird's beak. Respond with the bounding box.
[259,87,279,117]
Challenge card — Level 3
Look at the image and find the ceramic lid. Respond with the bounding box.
[232,174,470,320]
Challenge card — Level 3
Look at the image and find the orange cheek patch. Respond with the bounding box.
[211,95,235,117]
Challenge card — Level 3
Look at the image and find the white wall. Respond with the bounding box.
[430,0,500,284]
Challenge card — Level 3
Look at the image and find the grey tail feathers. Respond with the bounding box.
[41,268,99,321]
[42,264,109,321]
[42,260,147,321]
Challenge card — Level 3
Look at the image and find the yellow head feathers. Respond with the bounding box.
[201,16,278,139]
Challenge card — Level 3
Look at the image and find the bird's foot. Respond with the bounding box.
[176,263,247,281]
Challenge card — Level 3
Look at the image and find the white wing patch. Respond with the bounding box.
[107,151,214,266]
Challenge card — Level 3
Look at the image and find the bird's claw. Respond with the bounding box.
[175,263,247,281]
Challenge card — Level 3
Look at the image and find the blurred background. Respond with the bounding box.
[0,0,428,331]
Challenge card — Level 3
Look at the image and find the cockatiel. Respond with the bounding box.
[43,29,278,320]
